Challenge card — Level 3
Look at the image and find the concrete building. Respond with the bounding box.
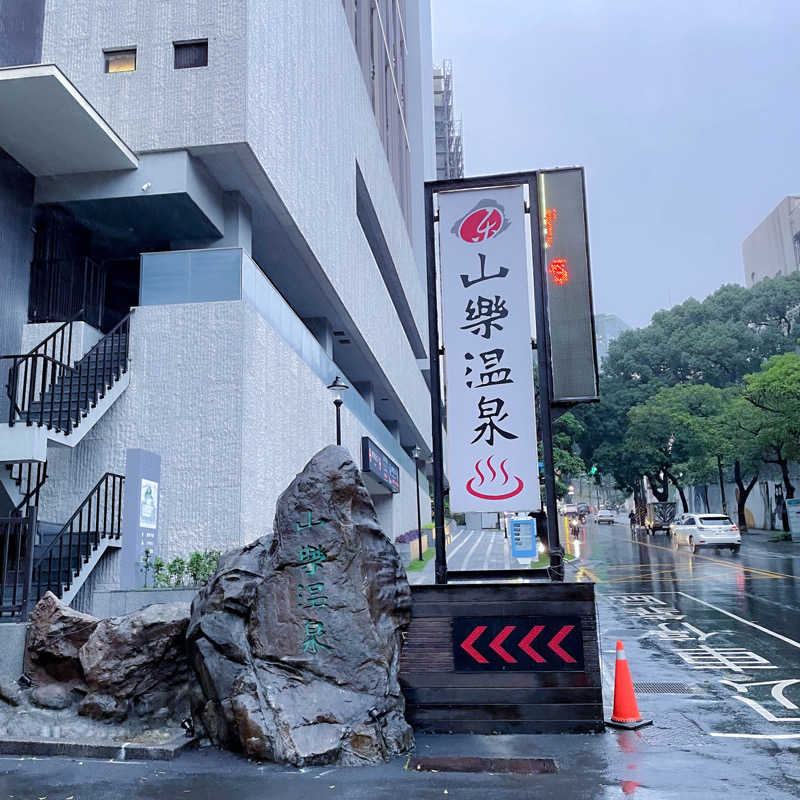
[594,313,630,366]
[433,60,463,180]
[742,196,800,286]
[0,1,434,614]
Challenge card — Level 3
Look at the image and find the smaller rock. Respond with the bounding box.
[31,684,71,710]
[0,679,21,707]
[26,591,98,686]
[78,692,128,722]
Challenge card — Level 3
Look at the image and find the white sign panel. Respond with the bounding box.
[139,478,159,529]
[438,185,541,512]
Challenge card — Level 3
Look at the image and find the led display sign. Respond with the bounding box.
[361,437,400,493]
[538,169,599,403]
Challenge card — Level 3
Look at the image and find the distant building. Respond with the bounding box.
[742,196,800,287]
[433,60,463,179]
[594,314,631,365]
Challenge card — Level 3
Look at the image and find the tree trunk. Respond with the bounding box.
[733,460,758,533]
[665,472,688,512]
[780,458,795,500]
[648,474,669,502]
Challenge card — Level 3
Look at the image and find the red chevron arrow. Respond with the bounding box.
[518,625,546,663]
[547,625,576,663]
[489,625,517,663]
[460,625,488,663]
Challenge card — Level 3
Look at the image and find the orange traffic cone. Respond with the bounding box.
[606,640,653,729]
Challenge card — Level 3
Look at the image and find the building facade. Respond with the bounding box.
[0,0,434,609]
[742,196,800,286]
[433,60,463,180]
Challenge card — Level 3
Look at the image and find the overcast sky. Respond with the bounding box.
[430,0,800,328]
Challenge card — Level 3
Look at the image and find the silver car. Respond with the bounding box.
[671,514,741,554]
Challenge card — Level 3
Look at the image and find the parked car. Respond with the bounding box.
[671,514,741,554]
[595,509,615,525]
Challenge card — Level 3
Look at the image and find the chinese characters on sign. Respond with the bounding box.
[437,186,541,512]
[295,513,332,656]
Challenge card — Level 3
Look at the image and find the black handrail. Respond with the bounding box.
[0,506,37,618]
[32,472,124,602]
[3,310,132,433]
[9,461,48,517]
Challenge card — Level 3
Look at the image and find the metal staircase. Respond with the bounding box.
[0,312,132,619]
[0,472,124,619]
[4,309,131,436]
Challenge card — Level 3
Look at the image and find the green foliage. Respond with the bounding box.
[574,272,800,496]
[145,550,220,589]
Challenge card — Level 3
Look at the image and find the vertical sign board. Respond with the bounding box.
[786,498,800,535]
[437,186,541,512]
[538,169,599,403]
[120,448,161,589]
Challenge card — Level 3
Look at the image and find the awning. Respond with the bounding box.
[0,63,138,176]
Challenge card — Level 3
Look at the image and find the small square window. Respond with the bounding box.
[105,48,136,73]
[174,40,208,69]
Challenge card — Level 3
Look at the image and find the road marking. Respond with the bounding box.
[576,566,601,583]
[709,732,800,740]
[628,538,797,580]
[677,592,800,650]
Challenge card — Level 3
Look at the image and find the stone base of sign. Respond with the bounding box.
[399,582,604,734]
[187,445,413,766]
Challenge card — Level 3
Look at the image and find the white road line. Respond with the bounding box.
[677,591,800,650]
[461,531,486,570]
[709,732,800,740]
[443,528,476,561]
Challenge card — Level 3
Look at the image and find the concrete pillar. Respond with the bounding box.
[218,192,253,254]
[303,317,334,359]
[353,381,374,412]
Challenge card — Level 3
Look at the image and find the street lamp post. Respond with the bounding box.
[326,375,349,446]
[412,446,424,563]
[716,454,728,515]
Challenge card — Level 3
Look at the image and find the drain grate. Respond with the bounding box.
[633,682,699,694]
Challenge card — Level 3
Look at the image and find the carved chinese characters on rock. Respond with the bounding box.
[438,187,541,511]
[295,512,331,655]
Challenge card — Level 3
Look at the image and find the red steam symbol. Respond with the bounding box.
[465,456,524,501]
[452,199,510,243]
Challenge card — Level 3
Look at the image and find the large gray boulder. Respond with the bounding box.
[187,445,413,766]
[25,591,99,687]
[78,602,192,721]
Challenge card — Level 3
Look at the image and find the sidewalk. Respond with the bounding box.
[742,527,800,557]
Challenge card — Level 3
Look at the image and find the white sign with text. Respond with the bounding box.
[438,185,541,512]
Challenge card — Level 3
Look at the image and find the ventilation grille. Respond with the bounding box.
[633,682,699,694]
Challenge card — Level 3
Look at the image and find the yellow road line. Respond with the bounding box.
[631,539,797,580]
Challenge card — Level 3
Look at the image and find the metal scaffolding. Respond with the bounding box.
[433,60,464,180]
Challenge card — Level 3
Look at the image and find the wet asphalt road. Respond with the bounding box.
[2,519,799,799]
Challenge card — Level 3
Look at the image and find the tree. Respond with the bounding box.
[624,384,727,512]
[552,412,586,499]
[742,353,800,502]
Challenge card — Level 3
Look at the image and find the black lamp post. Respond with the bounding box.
[326,375,349,445]
[412,445,424,562]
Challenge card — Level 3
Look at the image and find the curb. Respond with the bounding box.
[0,735,198,761]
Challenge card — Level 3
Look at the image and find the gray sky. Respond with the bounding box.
[431,0,800,328]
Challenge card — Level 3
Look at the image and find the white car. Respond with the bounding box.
[671,514,741,554]
[595,509,615,525]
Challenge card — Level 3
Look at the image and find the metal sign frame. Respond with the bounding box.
[425,169,597,584]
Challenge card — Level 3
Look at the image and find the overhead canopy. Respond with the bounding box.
[0,64,138,176]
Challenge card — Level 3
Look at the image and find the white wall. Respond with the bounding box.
[743,196,800,286]
[37,300,430,560]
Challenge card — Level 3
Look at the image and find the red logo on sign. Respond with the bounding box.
[452,200,510,243]
[548,257,570,285]
[465,456,524,501]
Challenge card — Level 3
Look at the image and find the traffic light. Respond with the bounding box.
[538,169,599,404]
[589,465,597,476]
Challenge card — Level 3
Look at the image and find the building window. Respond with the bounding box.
[104,48,136,73]
[174,40,208,69]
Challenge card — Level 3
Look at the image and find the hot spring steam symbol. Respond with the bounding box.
[465,456,524,501]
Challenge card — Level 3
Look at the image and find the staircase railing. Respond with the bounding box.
[28,257,105,331]
[0,506,37,619]
[31,472,124,603]
[2,310,132,434]
[7,461,48,517]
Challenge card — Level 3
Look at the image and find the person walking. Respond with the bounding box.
[629,509,636,531]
